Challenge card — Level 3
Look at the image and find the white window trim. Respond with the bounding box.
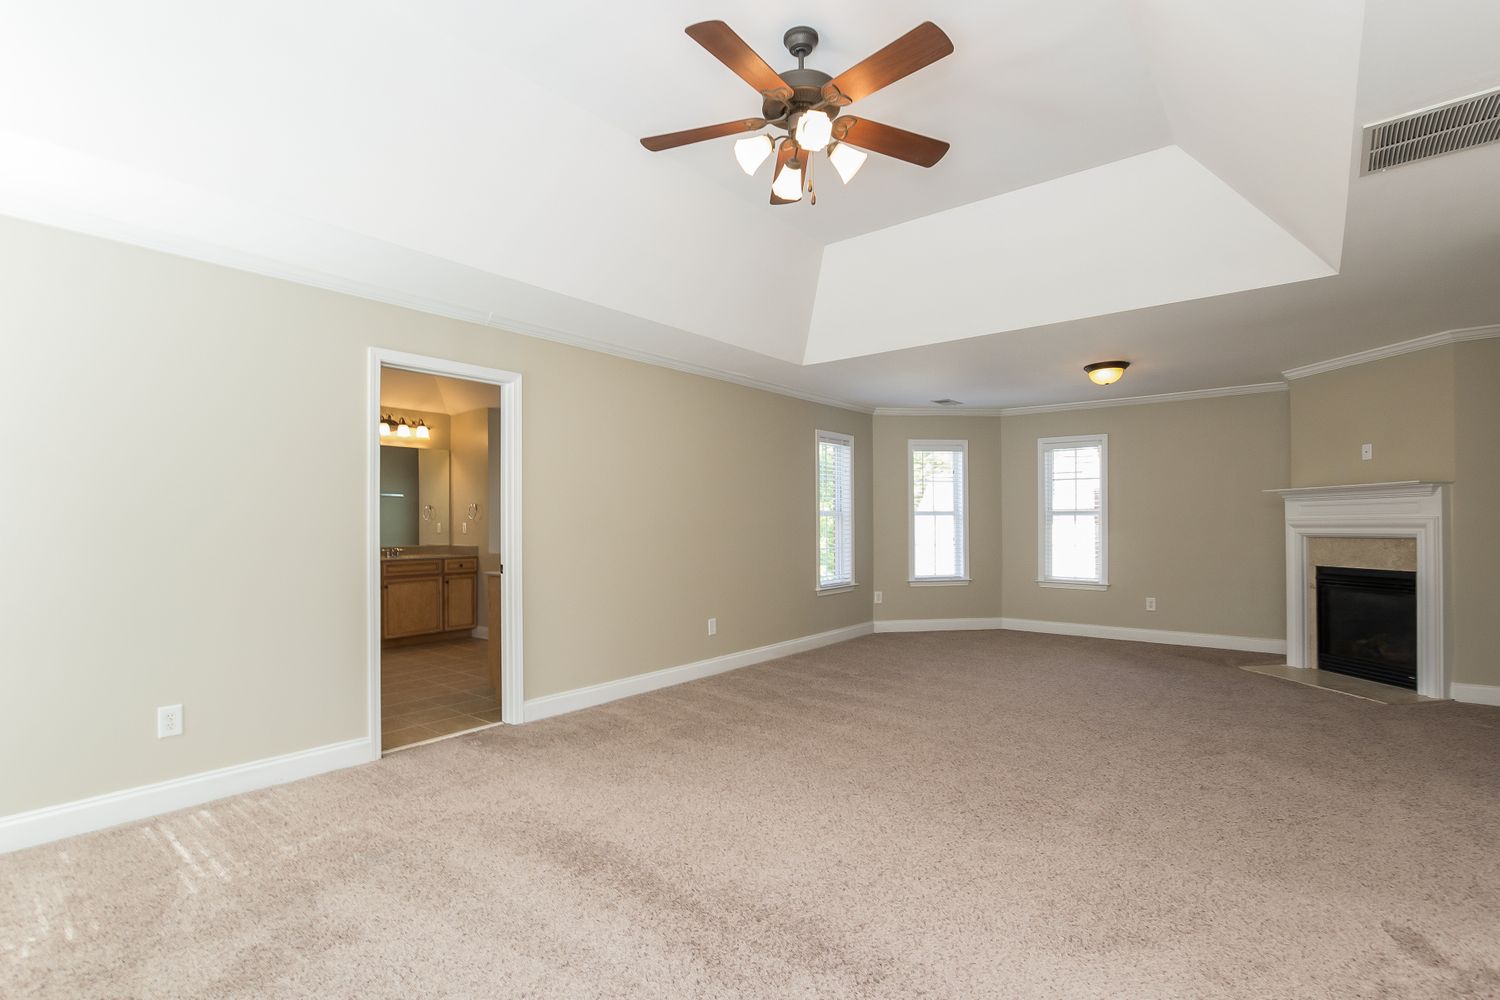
[815,429,856,593]
[1037,434,1109,588]
[908,439,970,584]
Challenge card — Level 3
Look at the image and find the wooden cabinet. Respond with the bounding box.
[444,572,476,631]
[381,556,479,644]
[383,576,443,638]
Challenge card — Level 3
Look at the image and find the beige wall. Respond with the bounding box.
[872,416,1004,621]
[1001,393,1291,639]
[0,215,872,816]
[1289,348,1457,486]
[1451,338,1500,686]
[449,406,501,611]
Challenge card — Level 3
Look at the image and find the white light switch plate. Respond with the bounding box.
[1146,597,1157,612]
[707,617,717,637]
[874,591,883,605]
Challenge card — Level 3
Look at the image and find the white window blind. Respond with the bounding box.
[816,431,854,589]
[1039,436,1107,585]
[910,441,967,580]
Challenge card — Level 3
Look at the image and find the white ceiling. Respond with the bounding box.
[0,0,1497,409]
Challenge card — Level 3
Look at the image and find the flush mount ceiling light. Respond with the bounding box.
[1084,361,1131,386]
[641,21,952,206]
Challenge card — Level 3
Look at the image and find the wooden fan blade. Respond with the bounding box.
[822,22,953,106]
[685,21,794,104]
[769,142,798,204]
[641,118,766,152]
[833,117,949,167]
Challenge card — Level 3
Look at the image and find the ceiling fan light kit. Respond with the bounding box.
[641,20,953,206]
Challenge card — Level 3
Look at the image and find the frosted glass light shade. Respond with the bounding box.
[794,110,833,152]
[378,419,391,437]
[395,421,412,438]
[771,160,803,201]
[415,423,430,440]
[1084,361,1130,386]
[827,142,867,183]
[733,134,773,175]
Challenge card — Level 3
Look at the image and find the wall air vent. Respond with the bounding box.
[1362,87,1500,174]
[930,399,963,406]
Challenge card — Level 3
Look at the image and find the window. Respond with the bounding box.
[909,440,967,582]
[816,430,854,590]
[1039,435,1108,587]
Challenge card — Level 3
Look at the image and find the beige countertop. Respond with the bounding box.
[379,546,480,562]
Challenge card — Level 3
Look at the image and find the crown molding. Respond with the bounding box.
[1281,324,1500,380]
[873,382,1287,419]
[872,406,1009,417]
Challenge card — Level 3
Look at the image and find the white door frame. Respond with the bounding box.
[368,348,525,756]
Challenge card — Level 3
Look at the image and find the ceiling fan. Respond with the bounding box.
[641,21,953,205]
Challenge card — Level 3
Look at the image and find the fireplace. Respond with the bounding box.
[1316,566,1418,689]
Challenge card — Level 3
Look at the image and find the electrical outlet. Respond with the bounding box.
[157,704,183,738]
[1145,597,1157,612]
[874,591,883,605]
[707,617,717,637]
[1361,443,1373,461]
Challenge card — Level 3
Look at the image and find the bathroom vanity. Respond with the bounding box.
[380,548,479,644]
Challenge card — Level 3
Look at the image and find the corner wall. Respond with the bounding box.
[0,215,872,818]
[1451,338,1500,688]
[1000,393,1290,640]
[872,416,1004,622]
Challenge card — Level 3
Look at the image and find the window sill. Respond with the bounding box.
[909,578,971,587]
[816,583,858,596]
[1037,580,1109,591]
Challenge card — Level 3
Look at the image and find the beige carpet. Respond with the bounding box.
[3,631,1499,999]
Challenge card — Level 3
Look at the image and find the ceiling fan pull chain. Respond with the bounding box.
[808,153,816,205]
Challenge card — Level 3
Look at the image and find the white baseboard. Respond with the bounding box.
[1451,682,1500,707]
[524,622,874,722]
[874,616,1286,654]
[873,617,1006,633]
[0,737,374,855]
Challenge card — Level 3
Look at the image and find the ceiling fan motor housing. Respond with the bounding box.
[762,25,837,125]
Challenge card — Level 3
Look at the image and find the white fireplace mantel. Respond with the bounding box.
[1265,482,1449,698]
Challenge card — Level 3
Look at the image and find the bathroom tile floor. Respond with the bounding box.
[381,638,500,752]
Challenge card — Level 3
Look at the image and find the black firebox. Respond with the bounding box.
[1315,566,1417,689]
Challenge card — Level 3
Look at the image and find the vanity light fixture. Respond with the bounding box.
[379,414,432,439]
[1084,361,1130,386]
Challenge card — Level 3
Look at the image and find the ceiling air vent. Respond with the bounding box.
[931,398,963,406]
[1362,87,1500,174]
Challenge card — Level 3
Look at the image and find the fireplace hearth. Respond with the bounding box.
[1316,566,1417,689]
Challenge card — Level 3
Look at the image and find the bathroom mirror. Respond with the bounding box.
[379,446,451,547]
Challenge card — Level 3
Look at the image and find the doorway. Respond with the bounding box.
[368,349,523,755]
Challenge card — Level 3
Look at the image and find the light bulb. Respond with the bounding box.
[395,420,412,438]
[378,419,391,437]
[771,159,803,201]
[794,110,833,153]
[1084,361,1130,386]
[733,134,773,175]
[827,142,867,184]
[415,422,430,440]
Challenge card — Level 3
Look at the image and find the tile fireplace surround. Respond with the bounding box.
[1268,482,1448,699]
